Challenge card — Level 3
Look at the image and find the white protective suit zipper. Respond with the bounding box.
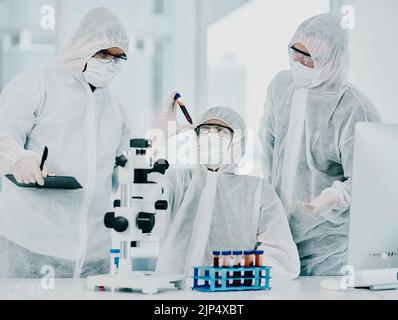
[73,84,98,278]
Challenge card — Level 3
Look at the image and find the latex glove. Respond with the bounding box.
[297,188,341,214]
[156,91,195,138]
[11,154,48,186]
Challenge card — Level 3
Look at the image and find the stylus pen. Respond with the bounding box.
[40,146,48,172]
[174,93,193,125]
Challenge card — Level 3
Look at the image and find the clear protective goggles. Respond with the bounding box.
[94,49,128,65]
[195,124,233,139]
[289,46,314,68]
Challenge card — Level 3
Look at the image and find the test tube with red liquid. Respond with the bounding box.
[243,250,254,286]
[212,251,221,287]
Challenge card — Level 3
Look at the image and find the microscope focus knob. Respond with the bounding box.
[104,212,115,228]
[115,155,128,168]
[148,159,169,175]
[113,216,129,232]
[136,212,155,233]
[155,200,168,210]
[104,212,129,232]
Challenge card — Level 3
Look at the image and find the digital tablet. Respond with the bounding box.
[5,174,83,190]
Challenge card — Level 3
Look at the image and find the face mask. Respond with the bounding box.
[83,58,121,88]
[197,133,232,168]
[290,60,315,89]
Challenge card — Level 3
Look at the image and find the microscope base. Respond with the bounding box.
[86,272,186,295]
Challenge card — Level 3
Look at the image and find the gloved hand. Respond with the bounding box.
[297,188,341,214]
[156,91,195,138]
[11,153,48,186]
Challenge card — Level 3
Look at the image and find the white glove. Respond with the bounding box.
[156,91,195,138]
[11,153,48,186]
[297,188,341,214]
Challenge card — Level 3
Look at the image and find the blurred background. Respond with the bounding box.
[0,0,397,177]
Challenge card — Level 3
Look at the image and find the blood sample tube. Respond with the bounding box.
[254,250,264,267]
[213,251,221,287]
[174,93,193,124]
[213,251,220,267]
[227,252,234,287]
[232,251,242,287]
[221,251,232,287]
[243,250,254,286]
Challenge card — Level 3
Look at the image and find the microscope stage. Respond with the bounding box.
[86,272,186,295]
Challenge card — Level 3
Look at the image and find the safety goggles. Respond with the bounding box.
[195,124,233,139]
[289,45,314,68]
[95,49,128,64]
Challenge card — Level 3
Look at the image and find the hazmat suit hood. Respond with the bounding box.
[289,13,350,93]
[55,7,130,75]
[198,106,247,174]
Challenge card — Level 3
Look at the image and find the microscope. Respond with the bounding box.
[87,139,185,294]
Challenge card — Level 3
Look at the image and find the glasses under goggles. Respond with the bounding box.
[289,46,314,67]
[195,124,233,138]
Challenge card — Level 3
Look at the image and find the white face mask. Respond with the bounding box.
[83,58,121,88]
[197,133,232,169]
[290,60,315,89]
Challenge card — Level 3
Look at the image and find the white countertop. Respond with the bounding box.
[1,277,398,300]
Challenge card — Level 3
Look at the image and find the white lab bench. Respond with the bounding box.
[1,277,397,300]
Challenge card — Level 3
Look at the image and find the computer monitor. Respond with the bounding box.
[348,123,398,290]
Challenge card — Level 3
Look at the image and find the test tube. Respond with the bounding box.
[254,250,264,285]
[213,251,220,267]
[213,251,221,287]
[254,250,264,267]
[221,251,232,287]
[227,251,234,287]
[243,250,254,286]
[174,93,193,124]
[232,251,242,287]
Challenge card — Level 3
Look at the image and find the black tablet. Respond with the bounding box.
[5,174,83,190]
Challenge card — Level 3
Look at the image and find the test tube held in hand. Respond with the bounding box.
[174,93,193,125]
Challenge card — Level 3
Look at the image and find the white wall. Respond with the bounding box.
[338,0,398,123]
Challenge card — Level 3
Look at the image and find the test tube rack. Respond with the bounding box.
[192,266,271,292]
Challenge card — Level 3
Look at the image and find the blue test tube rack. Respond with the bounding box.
[192,266,272,292]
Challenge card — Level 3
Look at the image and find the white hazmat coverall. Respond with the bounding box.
[0,7,133,278]
[259,14,381,276]
[156,107,300,280]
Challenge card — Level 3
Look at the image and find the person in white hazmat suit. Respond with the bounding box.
[0,7,133,278]
[259,14,382,276]
[155,101,300,279]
